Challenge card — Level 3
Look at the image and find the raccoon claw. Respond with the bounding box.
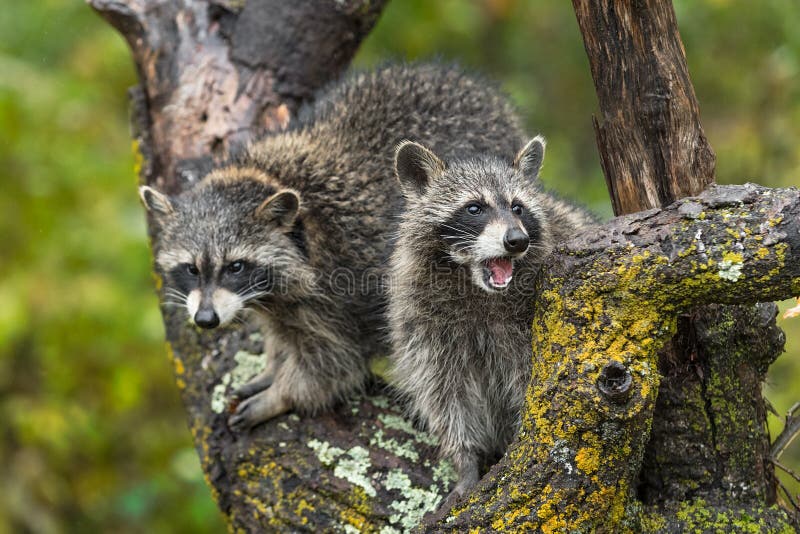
[232,375,274,401]
[424,488,465,524]
[227,389,289,433]
[227,411,251,433]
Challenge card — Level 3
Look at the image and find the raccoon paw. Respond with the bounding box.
[424,487,466,524]
[231,374,274,401]
[227,388,289,432]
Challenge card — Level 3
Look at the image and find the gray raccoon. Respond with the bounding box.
[138,63,527,432]
[388,136,596,510]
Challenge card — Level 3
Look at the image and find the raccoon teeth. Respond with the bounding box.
[485,257,514,289]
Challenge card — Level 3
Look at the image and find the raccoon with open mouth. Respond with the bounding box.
[139,63,527,432]
[388,136,596,513]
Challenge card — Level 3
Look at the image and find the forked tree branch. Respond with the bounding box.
[92,0,799,531]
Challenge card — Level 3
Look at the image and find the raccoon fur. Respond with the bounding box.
[388,137,596,510]
[138,63,527,431]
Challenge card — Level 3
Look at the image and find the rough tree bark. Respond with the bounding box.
[573,0,787,513]
[92,0,799,532]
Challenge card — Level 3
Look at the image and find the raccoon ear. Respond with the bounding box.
[139,185,174,217]
[514,135,546,180]
[256,189,300,227]
[394,141,445,195]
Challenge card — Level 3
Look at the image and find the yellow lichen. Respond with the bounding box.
[721,251,744,264]
[575,446,600,475]
[131,139,144,180]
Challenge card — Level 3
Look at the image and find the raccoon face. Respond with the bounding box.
[139,169,306,329]
[395,137,549,293]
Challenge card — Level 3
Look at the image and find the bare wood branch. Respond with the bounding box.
[774,460,800,485]
[571,0,786,507]
[773,401,800,460]
[92,0,799,531]
[572,0,715,215]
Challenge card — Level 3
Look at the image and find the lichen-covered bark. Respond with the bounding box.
[95,0,799,531]
[639,303,785,506]
[167,311,456,532]
[572,0,788,511]
[434,184,799,532]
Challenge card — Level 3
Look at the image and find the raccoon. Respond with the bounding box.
[139,63,528,432]
[388,136,596,510]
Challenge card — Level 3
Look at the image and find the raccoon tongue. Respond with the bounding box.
[487,258,513,286]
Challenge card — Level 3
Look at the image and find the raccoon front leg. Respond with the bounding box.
[428,449,480,521]
[231,327,289,401]
[228,343,369,431]
[272,344,370,415]
[231,349,287,400]
[228,382,290,432]
[421,417,484,523]
[419,377,490,515]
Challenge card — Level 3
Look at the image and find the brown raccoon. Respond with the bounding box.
[139,63,527,431]
[388,137,596,510]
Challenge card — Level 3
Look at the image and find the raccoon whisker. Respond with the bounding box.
[230,314,248,326]
[439,223,478,237]
[238,288,268,301]
[246,301,272,315]
[448,240,477,249]
[440,221,476,231]
[163,289,188,300]
[439,233,474,241]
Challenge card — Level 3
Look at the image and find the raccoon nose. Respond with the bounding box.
[194,308,220,329]
[503,228,530,254]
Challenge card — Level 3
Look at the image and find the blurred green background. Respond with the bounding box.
[1,0,798,531]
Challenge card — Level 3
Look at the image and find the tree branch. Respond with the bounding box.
[773,402,800,461]
[434,184,799,531]
[88,0,388,194]
[571,0,786,508]
[572,0,715,215]
[178,184,800,532]
[93,0,799,530]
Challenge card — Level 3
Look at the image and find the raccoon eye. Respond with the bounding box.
[511,204,524,216]
[185,264,200,276]
[466,204,482,215]
[227,261,245,274]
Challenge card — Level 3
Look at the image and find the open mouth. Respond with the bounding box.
[483,257,514,290]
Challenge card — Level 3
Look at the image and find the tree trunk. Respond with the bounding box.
[92,0,799,531]
[573,0,784,511]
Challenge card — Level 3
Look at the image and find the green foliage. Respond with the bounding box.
[0,0,797,531]
[0,2,224,532]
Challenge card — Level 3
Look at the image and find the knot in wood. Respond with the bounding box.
[597,361,633,404]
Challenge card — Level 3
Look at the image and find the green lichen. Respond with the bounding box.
[669,499,795,533]
[210,350,268,413]
[248,331,263,343]
[333,446,376,498]
[210,372,232,414]
[370,395,390,409]
[383,469,443,530]
[308,438,346,465]
[369,429,420,462]
[378,413,438,446]
[718,251,744,282]
[432,459,457,486]
[308,440,377,498]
